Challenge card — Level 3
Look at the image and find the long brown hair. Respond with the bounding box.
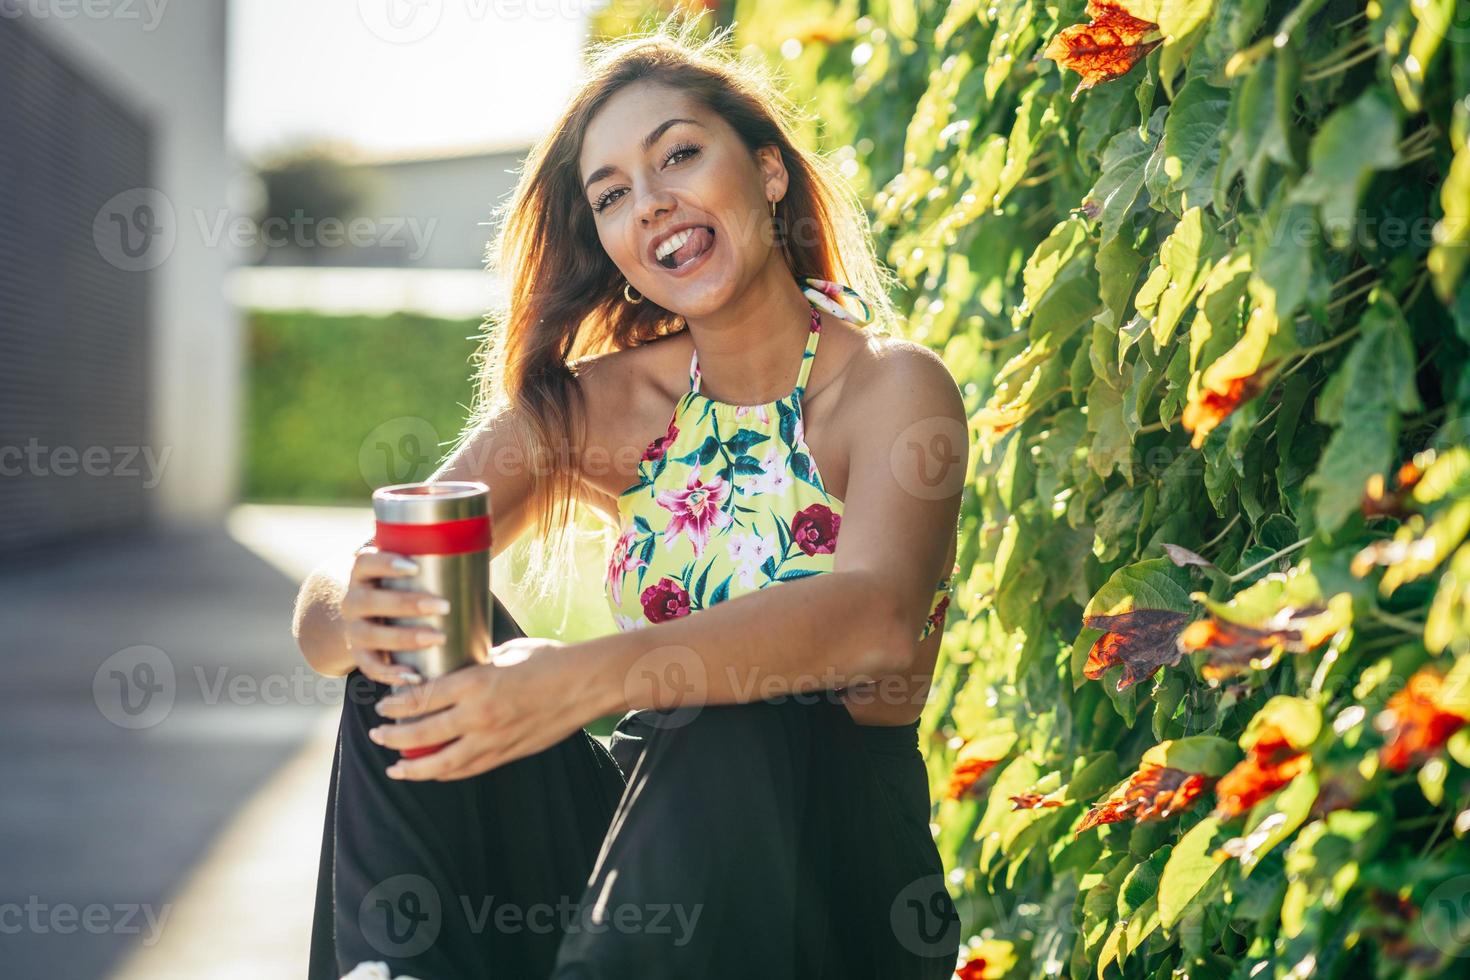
[458,13,900,603]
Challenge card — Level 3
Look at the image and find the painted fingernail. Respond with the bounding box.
[391,557,419,574]
[386,765,404,779]
[368,727,384,743]
[399,671,424,685]
[376,700,393,715]
[418,597,450,614]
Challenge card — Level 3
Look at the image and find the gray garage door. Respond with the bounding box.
[0,15,153,553]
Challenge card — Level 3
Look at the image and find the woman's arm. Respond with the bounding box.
[291,403,547,677]
[370,344,969,779]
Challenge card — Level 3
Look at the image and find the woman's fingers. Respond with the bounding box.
[346,620,445,655]
[368,705,461,753]
[348,547,420,585]
[341,582,451,620]
[340,546,457,687]
[379,718,491,781]
[350,647,416,687]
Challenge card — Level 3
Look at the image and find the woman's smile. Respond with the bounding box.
[653,224,717,276]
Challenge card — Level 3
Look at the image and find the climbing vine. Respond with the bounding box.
[749,0,1470,975]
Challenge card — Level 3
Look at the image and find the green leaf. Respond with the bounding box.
[1159,815,1230,928]
[1096,230,1147,333]
[1142,735,1242,776]
[1086,106,1167,245]
[1232,770,1319,876]
[1161,78,1230,213]
[1429,121,1470,302]
[1305,291,1424,531]
[1243,695,1322,749]
[1220,47,1292,207]
[1288,88,1403,250]
[1135,207,1227,351]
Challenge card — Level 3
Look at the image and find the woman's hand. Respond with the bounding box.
[367,636,607,781]
[339,545,451,687]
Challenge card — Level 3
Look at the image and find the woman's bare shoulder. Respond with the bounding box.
[568,332,691,506]
[831,333,963,433]
[571,330,690,416]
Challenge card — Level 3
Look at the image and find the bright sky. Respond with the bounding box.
[227,0,594,160]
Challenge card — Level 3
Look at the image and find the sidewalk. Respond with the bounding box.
[1,504,615,979]
[0,515,345,978]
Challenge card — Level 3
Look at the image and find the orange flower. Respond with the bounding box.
[1360,459,1425,519]
[1010,791,1065,810]
[1077,762,1211,833]
[1181,370,1269,449]
[947,742,1005,800]
[1082,608,1192,692]
[1375,665,1470,772]
[1178,605,1330,681]
[1211,723,1312,819]
[1042,0,1161,100]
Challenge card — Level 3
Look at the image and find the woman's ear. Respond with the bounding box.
[755,144,788,202]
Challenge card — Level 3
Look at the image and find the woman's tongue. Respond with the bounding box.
[663,226,714,268]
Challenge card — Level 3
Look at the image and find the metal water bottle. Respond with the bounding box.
[371,480,493,758]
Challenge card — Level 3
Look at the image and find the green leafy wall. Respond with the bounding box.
[748,0,1470,975]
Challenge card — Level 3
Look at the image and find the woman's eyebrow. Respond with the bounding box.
[582,117,705,193]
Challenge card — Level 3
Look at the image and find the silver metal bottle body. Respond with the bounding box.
[371,481,492,680]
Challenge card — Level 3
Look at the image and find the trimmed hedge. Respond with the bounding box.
[243,309,480,504]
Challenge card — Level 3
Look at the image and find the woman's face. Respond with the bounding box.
[578,81,785,315]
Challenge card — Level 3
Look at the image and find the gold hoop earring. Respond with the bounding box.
[770,197,777,218]
[623,280,643,304]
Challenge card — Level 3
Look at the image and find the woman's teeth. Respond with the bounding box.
[656,226,715,269]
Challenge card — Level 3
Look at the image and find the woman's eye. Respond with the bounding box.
[591,144,701,213]
[664,143,699,166]
[593,188,623,212]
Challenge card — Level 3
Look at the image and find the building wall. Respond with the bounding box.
[14,1,240,533]
[254,148,529,270]
[0,16,154,549]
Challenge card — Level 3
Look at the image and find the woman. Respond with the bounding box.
[297,19,966,980]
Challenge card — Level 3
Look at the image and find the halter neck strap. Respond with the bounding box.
[688,303,822,399]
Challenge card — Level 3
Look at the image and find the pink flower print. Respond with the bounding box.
[791,415,817,480]
[926,594,951,635]
[754,445,791,496]
[791,502,841,556]
[733,402,772,426]
[642,417,678,462]
[640,576,691,623]
[605,526,646,608]
[726,529,777,587]
[655,462,732,559]
[613,613,649,632]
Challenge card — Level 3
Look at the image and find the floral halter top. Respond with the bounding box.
[604,276,958,641]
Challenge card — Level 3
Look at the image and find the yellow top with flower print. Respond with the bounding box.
[604,277,958,640]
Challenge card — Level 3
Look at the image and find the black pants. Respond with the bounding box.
[308,597,960,979]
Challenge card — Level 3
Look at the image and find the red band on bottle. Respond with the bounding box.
[400,741,451,759]
[374,515,491,556]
